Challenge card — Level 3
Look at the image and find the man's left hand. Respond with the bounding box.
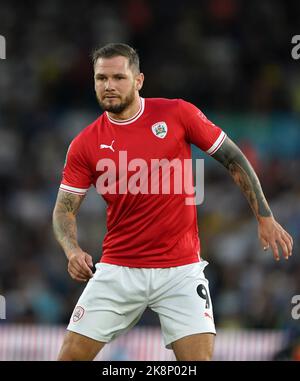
[258,216,293,261]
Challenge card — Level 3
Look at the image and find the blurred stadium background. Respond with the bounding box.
[0,0,299,360]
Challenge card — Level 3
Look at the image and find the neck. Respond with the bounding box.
[107,96,141,121]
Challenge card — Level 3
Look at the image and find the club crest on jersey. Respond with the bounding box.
[151,122,168,139]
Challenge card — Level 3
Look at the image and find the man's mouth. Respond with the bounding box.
[104,95,119,99]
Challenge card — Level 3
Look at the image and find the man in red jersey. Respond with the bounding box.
[53,43,293,361]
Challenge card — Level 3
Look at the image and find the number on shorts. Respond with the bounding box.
[196,284,210,309]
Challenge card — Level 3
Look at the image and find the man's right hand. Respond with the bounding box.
[67,249,94,282]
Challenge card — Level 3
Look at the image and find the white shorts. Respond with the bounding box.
[67,261,216,349]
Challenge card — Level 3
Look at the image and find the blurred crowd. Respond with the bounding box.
[0,0,299,341]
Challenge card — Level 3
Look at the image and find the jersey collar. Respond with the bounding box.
[106,97,145,125]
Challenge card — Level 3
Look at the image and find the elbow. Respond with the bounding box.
[52,206,58,224]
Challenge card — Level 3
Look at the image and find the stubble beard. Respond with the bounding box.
[97,87,136,115]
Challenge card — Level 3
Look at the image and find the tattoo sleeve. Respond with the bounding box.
[52,190,85,257]
[211,136,272,219]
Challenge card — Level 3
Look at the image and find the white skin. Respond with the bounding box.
[94,55,144,120]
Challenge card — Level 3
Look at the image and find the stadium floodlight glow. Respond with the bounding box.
[0,35,6,59]
[0,295,6,319]
[95,151,205,205]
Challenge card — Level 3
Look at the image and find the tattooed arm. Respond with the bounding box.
[53,190,93,281]
[212,136,293,260]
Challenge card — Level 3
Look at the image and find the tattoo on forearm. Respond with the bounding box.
[212,137,272,218]
[53,191,85,254]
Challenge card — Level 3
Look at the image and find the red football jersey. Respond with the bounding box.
[60,98,226,267]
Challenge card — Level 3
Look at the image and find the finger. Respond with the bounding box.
[68,264,90,280]
[277,237,289,260]
[270,241,280,261]
[282,230,293,248]
[279,230,293,255]
[69,271,89,282]
[286,234,293,255]
[260,238,269,251]
[71,258,93,277]
[78,258,93,277]
[85,254,94,269]
[73,276,89,282]
[69,262,91,277]
[282,233,293,256]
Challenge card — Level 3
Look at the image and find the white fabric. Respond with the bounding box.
[67,261,216,348]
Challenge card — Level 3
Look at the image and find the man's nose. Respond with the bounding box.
[105,79,115,91]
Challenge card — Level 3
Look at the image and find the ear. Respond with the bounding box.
[136,73,144,91]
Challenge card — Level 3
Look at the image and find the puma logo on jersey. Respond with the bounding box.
[100,140,115,152]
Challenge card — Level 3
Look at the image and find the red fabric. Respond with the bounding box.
[60,98,224,267]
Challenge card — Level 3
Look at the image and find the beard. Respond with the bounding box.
[97,87,136,114]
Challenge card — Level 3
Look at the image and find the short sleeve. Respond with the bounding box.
[178,99,226,155]
[59,135,92,195]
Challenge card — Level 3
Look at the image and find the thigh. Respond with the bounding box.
[150,262,216,349]
[171,333,215,361]
[58,331,106,361]
[67,263,147,343]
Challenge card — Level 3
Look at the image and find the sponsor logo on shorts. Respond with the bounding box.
[73,306,85,322]
[204,311,213,321]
